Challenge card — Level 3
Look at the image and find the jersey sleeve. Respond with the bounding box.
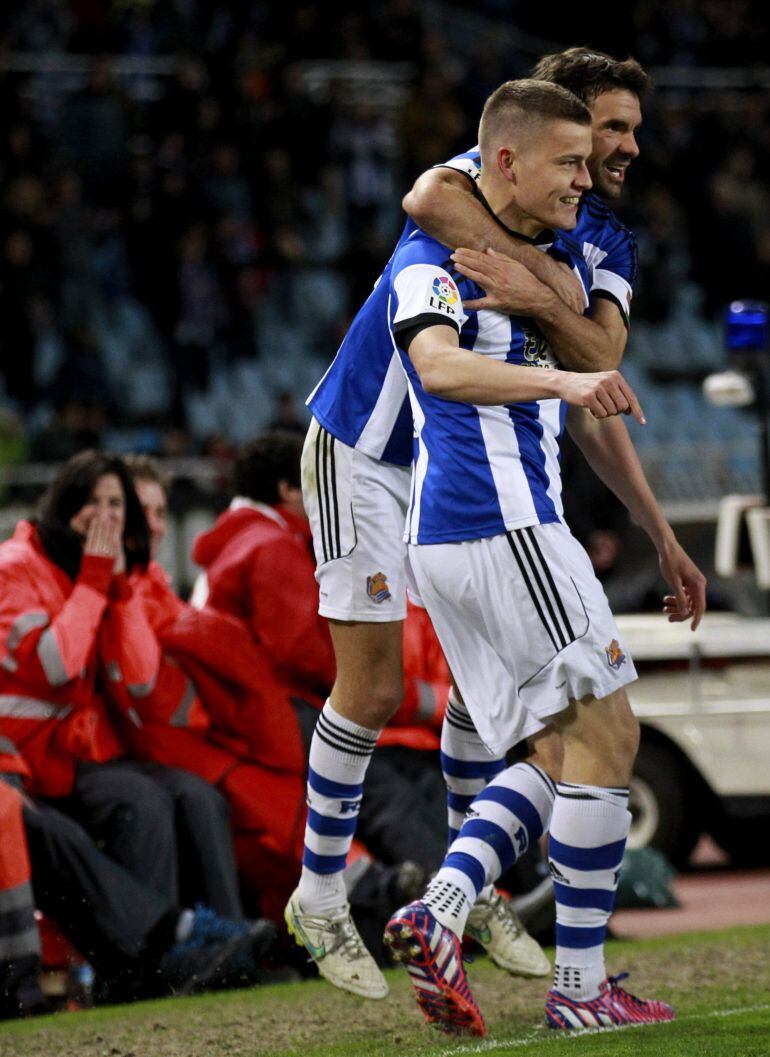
[590,225,638,327]
[432,145,481,187]
[391,263,468,341]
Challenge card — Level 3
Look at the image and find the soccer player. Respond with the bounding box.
[404,47,649,372]
[397,46,693,1000]
[382,80,705,1035]
[286,63,651,993]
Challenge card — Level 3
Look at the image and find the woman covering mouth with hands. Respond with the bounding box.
[0,450,247,922]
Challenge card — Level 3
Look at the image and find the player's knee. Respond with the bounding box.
[597,694,640,774]
[331,678,403,730]
[363,680,404,727]
[525,729,564,782]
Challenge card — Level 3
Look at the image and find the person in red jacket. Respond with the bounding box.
[191,433,336,704]
[190,436,456,878]
[0,737,274,1009]
[124,454,420,928]
[0,752,45,1018]
[0,451,246,922]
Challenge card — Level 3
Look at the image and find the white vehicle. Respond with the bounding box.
[620,612,770,867]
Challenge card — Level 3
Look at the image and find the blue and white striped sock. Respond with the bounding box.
[440,692,506,845]
[297,700,379,914]
[549,782,631,1001]
[424,761,556,936]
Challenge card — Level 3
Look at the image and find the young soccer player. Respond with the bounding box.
[383,79,704,1036]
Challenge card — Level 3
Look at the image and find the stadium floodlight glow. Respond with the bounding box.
[703,370,755,408]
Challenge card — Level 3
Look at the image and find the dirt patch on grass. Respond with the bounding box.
[2,928,768,1057]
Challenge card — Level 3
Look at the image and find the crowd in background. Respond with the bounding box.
[0,0,768,465]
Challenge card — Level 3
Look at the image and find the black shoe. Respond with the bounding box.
[158,931,256,996]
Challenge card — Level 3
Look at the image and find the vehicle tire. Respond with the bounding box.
[628,742,702,869]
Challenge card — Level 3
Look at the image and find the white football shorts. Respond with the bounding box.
[301,417,411,622]
[408,521,638,755]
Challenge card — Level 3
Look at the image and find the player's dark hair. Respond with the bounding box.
[531,47,651,104]
[124,453,170,492]
[233,430,303,505]
[478,79,591,160]
[35,450,150,580]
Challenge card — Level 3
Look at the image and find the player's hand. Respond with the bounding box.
[658,538,707,631]
[530,254,587,315]
[451,248,552,315]
[559,370,646,424]
[83,511,122,571]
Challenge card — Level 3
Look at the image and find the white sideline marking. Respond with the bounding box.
[433,1003,770,1055]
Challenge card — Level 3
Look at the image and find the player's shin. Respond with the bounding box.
[548,782,630,1000]
[424,760,556,937]
[297,700,379,913]
[440,689,506,899]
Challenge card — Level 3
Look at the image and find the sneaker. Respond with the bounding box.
[466,890,550,978]
[284,888,388,999]
[180,906,277,986]
[545,972,676,1030]
[158,931,256,997]
[190,905,277,953]
[384,901,485,1037]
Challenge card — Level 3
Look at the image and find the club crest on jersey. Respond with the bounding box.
[366,571,391,604]
[522,325,557,369]
[429,274,459,316]
[605,639,626,671]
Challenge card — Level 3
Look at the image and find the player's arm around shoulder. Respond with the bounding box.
[403,166,586,315]
[451,246,627,373]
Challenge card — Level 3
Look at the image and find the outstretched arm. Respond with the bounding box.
[406,324,644,421]
[566,407,707,628]
[452,247,627,371]
[403,167,586,315]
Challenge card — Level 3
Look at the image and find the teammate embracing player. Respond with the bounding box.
[286,47,706,1034]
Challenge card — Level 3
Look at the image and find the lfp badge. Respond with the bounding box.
[431,274,459,308]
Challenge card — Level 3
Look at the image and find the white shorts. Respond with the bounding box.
[302,417,411,622]
[408,522,638,756]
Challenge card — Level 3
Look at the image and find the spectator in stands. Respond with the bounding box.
[0,451,248,923]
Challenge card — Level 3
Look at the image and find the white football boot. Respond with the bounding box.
[465,889,551,977]
[285,888,388,999]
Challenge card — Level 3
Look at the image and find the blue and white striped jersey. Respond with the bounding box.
[306,220,418,468]
[390,230,591,545]
[439,146,638,326]
[308,149,636,471]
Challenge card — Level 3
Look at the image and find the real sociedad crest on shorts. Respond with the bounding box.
[605,639,626,671]
[366,571,391,603]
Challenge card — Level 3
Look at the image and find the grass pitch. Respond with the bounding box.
[1,925,768,1057]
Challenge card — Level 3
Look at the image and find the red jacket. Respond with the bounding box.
[0,522,158,796]
[124,563,310,778]
[121,564,309,918]
[192,502,335,700]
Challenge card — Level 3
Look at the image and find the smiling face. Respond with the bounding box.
[134,478,168,561]
[69,473,125,538]
[506,118,593,234]
[587,89,642,199]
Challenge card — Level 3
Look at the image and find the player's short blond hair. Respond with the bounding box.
[478,79,591,166]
